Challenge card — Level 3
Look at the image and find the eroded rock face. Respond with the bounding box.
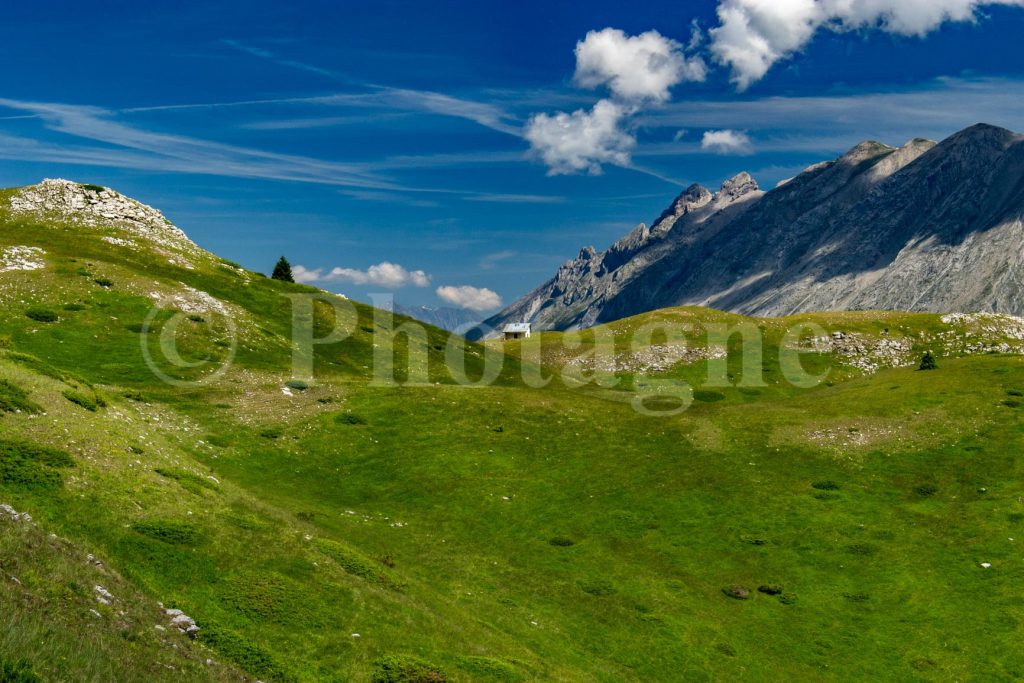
[484,123,1024,333]
[9,179,197,253]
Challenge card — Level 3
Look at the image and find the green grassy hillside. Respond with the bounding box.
[1,181,1023,681]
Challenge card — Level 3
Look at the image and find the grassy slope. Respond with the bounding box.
[1,188,1023,681]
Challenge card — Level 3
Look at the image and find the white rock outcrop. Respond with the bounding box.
[9,179,196,253]
[0,246,45,273]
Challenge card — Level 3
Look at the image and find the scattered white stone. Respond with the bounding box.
[282,387,294,397]
[0,503,31,522]
[980,562,992,569]
[351,633,360,638]
[0,246,45,273]
[94,585,114,605]
[164,608,200,639]
[100,235,134,247]
[89,609,102,618]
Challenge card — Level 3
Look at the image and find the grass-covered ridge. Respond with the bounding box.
[1,180,1023,680]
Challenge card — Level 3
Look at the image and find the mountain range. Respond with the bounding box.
[483,123,1024,334]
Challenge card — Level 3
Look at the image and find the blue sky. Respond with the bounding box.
[2,0,1024,312]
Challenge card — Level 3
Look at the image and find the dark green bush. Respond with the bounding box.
[0,657,41,683]
[79,183,105,193]
[25,307,58,323]
[693,390,726,403]
[133,519,203,545]
[200,625,292,682]
[918,352,938,371]
[259,426,284,439]
[549,537,575,547]
[154,468,218,495]
[0,380,42,415]
[0,439,74,491]
[578,577,616,596]
[62,303,86,311]
[334,412,367,426]
[915,484,939,497]
[372,655,446,683]
[63,390,106,412]
[285,379,309,391]
[811,480,840,491]
[94,278,114,288]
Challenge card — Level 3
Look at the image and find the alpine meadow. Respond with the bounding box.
[3,2,1024,682]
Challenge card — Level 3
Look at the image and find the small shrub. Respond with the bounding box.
[693,390,726,403]
[125,323,145,333]
[846,543,878,556]
[579,577,616,596]
[714,643,737,657]
[456,656,521,681]
[122,389,146,402]
[0,439,74,491]
[0,380,43,415]
[296,511,315,522]
[372,655,446,683]
[260,426,284,439]
[200,625,291,682]
[128,445,144,454]
[187,314,206,323]
[1002,399,1022,408]
[758,584,783,595]
[94,278,114,288]
[79,183,105,193]
[25,307,58,323]
[0,657,41,683]
[1007,390,1024,397]
[155,468,218,495]
[918,352,938,371]
[778,593,798,605]
[722,585,751,600]
[549,537,575,547]
[206,434,231,448]
[62,390,106,412]
[843,592,871,603]
[62,303,86,311]
[915,484,939,497]
[133,519,203,545]
[285,379,309,391]
[334,412,367,426]
[812,480,840,491]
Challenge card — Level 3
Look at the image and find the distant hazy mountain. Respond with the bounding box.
[392,303,482,332]
[483,123,1024,333]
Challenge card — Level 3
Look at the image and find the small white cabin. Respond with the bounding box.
[502,322,531,340]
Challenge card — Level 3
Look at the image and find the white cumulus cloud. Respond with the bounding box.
[710,0,1024,90]
[574,28,707,103]
[527,27,706,175]
[525,100,634,175]
[293,262,431,288]
[436,285,503,312]
[701,129,754,154]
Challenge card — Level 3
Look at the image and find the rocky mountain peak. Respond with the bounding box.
[651,183,713,232]
[716,172,759,202]
[9,178,196,253]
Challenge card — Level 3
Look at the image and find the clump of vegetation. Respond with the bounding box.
[722,585,751,600]
[811,480,840,491]
[915,484,939,497]
[0,438,74,491]
[154,468,218,495]
[0,657,41,683]
[199,625,290,682]
[919,352,938,371]
[372,655,446,683]
[758,584,783,595]
[79,183,105,193]
[62,389,106,412]
[456,656,522,681]
[187,314,206,323]
[334,412,367,426]
[578,577,616,596]
[285,379,309,391]
[259,426,284,439]
[25,307,58,323]
[549,537,575,547]
[62,303,86,311]
[693,390,726,403]
[314,538,399,589]
[0,379,43,415]
[271,256,295,283]
[132,519,204,545]
[93,278,114,288]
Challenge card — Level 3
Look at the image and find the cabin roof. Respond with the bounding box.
[502,323,531,333]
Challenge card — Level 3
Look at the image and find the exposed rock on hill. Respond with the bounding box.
[484,123,1024,333]
[9,179,196,253]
